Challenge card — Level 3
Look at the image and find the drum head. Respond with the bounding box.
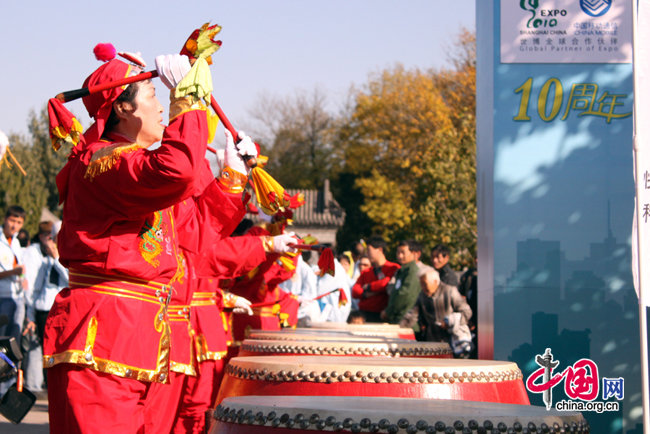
[213,396,588,433]
[307,322,398,329]
[225,356,523,384]
[306,323,415,337]
[266,328,407,339]
[239,339,452,358]
[249,330,402,342]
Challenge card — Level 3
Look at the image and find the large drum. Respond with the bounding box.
[307,323,416,340]
[238,339,452,358]
[249,330,403,341]
[210,396,589,434]
[216,356,530,406]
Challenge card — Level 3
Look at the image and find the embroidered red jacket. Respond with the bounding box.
[43,98,244,383]
[190,237,267,362]
[228,227,299,342]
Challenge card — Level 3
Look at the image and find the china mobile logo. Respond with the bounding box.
[526,348,623,412]
[580,0,612,17]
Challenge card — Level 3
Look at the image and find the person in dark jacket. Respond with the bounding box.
[459,258,478,358]
[401,269,472,356]
[431,244,459,287]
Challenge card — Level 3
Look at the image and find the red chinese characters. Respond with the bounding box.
[526,358,599,401]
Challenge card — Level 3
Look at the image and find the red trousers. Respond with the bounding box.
[48,364,185,434]
[48,364,149,434]
[144,371,185,434]
[172,359,226,434]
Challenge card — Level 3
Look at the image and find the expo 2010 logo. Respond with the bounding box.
[580,0,612,17]
[520,1,567,28]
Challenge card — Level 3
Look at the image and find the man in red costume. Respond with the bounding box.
[171,233,297,434]
[43,52,256,433]
[228,220,300,344]
[147,188,297,433]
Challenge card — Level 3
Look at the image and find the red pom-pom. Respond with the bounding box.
[93,43,116,62]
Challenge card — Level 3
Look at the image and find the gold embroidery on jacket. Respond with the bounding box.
[85,142,142,181]
[176,251,186,284]
[194,333,228,363]
[84,317,98,355]
[138,211,165,267]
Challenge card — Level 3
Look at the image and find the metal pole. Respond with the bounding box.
[632,1,650,432]
[639,304,650,434]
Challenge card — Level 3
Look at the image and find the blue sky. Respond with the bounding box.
[0,1,475,140]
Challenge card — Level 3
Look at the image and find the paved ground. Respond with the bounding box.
[0,396,49,434]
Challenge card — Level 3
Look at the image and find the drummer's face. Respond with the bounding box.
[128,80,165,147]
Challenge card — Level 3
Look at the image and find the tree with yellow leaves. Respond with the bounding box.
[335,29,476,268]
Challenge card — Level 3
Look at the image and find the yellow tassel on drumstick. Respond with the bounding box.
[0,130,26,176]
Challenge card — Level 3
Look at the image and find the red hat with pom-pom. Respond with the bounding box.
[81,43,140,144]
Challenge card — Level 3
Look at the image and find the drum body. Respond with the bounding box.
[237,339,452,358]
[210,396,589,434]
[307,323,416,340]
[216,356,530,406]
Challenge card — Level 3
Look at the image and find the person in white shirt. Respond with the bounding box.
[350,241,366,283]
[24,221,69,336]
[23,221,69,393]
[279,252,318,327]
[316,257,352,323]
[0,205,27,396]
[0,205,28,343]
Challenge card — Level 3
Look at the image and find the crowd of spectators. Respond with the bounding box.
[0,205,67,398]
[284,237,479,359]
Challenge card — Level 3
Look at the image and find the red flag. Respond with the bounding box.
[278,295,300,328]
[246,202,259,214]
[48,98,84,151]
[338,287,348,308]
[318,248,335,277]
[290,193,306,208]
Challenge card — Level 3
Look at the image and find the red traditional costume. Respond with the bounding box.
[141,160,252,433]
[229,226,300,343]
[43,58,244,433]
[171,237,266,434]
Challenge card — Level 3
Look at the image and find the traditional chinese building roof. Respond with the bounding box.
[247,179,346,228]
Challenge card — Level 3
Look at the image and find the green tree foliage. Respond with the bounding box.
[333,172,375,253]
[335,29,477,268]
[0,107,68,235]
[29,107,69,213]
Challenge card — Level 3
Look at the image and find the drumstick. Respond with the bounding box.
[6,148,26,176]
[54,70,159,104]
[53,72,257,162]
[288,244,328,252]
[222,300,279,312]
[309,288,342,302]
[223,288,341,311]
